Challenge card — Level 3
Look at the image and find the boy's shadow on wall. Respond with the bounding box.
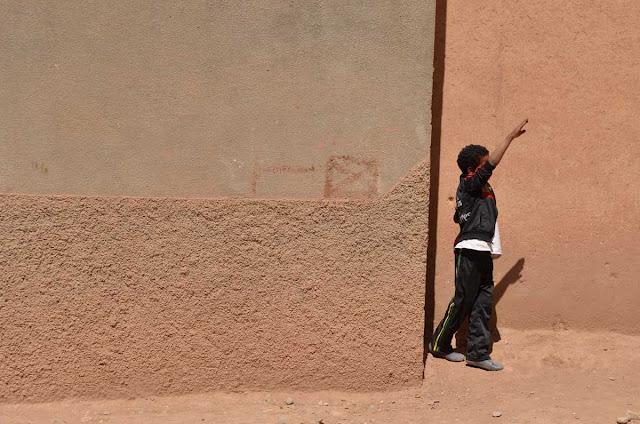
[454,257,525,353]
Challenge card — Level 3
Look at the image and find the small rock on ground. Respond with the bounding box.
[618,410,640,423]
[492,411,502,417]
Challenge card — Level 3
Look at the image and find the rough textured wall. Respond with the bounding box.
[434,0,640,334]
[0,161,429,403]
[0,1,434,198]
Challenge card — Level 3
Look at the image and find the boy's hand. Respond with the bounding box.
[489,118,529,167]
[508,119,528,140]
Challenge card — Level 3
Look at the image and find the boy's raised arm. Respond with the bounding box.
[460,119,529,193]
[488,119,529,167]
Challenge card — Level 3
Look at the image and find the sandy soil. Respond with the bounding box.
[1,328,638,424]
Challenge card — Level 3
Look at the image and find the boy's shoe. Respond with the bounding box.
[428,342,465,362]
[466,358,504,371]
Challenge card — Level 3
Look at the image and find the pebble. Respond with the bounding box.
[616,412,640,424]
[285,398,294,405]
[492,411,502,418]
[609,377,617,381]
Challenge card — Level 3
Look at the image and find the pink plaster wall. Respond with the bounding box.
[0,162,429,403]
[433,0,640,334]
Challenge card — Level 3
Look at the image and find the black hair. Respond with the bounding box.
[457,144,489,173]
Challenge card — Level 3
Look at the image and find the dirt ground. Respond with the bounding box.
[1,328,638,424]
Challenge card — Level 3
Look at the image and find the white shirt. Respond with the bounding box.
[455,222,502,258]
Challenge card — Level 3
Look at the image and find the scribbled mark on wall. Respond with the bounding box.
[251,164,317,195]
[324,156,379,199]
[31,161,48,174]
[250,156,379,199]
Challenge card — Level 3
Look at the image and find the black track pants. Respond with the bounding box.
[431,248,494,361]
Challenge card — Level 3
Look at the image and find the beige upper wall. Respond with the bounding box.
[0,1,434,198]
[435,0,640,334]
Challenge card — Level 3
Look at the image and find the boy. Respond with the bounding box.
[429,119,528,371]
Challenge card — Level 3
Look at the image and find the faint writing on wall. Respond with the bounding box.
[251,155,379,199]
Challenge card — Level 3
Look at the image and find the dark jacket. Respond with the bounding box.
[453,160,498,245]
